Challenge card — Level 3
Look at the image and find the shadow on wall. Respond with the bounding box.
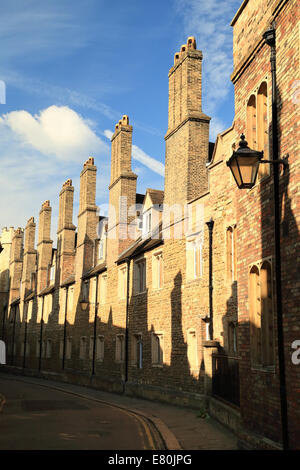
[2,266,219,403]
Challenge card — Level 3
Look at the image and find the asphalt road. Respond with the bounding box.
[0,375,161,450]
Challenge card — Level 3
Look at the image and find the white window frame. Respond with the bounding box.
[134,258,146,294]
[98,239,104,260]
[151,331,164,366]
[115,334,125,363]
[118,265,127,299]
[142,209,152,236]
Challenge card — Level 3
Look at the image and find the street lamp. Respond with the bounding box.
[226,134,263,189]
[227,134,287,189]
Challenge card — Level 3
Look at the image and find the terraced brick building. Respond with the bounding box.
[0,0,299,450]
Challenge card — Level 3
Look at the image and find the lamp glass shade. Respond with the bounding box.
[227,135,263,189]
[234,154,261,189]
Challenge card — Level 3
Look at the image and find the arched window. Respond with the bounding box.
[249,265,261,365]
[260,261,274,365]
[247,95,257,149]
[257,82,269,177]
[249,261,274,366]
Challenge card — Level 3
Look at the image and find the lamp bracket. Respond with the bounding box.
[260,154,289,172]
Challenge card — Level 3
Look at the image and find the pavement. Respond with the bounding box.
[0,371,238,450]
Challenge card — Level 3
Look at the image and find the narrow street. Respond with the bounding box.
[0,375,163,450]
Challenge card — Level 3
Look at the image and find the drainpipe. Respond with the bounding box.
[91,275,99,376]
[62,286,68,370]
[206,219,214,340]
[263,22,289,450]
[38,295,45,372]
[124,258,131,385]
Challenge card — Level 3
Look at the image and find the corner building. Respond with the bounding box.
[0,0,299,450]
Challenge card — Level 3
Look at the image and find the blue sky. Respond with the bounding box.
[0,0,242,241]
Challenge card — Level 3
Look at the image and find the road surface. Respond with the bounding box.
[0,375,164,450]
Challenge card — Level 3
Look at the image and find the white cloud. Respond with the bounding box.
[103,129,165,176]
[209,117,229,141]
[132,145,164,177]
[0,105,112,239]
[103,129,113,139]
[1,105,108,161]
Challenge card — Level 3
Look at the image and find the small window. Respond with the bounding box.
[89,337,94,360]
[67,286,74,312]
[59,340,64,359]
[98,239,104,260]
[132,334,143,368]
[42,341,46,358]
[96,336,104,362]
[118,266,127,299]
[249,260,274,367]
[257,82,269,177]
[153,252,163,289]
[49,265,55,284]
[134,259,146,294]
[246,94,257,149]
[80,337,87,359]
[36,340,40,358]
[249,265,261,365]
[46,339,52,359]
[187,329,198,374]
[260,261,274,366]
[100,275,107,304]
[151,332,164,366]
[186,238,203,280]
[25,342,30,358]
[116,335,125,363]
[66,337,72,360]
[193,243,203,278]
[142,210,152,236]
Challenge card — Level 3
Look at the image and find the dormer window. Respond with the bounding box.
[49,265,55,284]
[142,210,152,236]
[98,239,104,260]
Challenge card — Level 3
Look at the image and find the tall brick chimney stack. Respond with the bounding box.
[9,228,24,304]
[107,115,137,265]
[57,179,76,284]
[37,200,53,293]
[21,217,37,299]
[75,157,98,279]
[164,37,210,207]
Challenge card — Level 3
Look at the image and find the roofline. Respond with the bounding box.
[207,123,234,167]
[230,0,248,26]
[117,237,164,264]
[10,297,20,306]
[82,263,107,280]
